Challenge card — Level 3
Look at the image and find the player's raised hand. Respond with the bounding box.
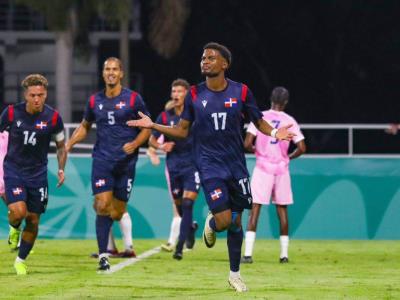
[123,141,137,154]
[385,124,400,135]
[276,124,296,141]
[57,170,65,188]
[160,141,175,153]
[126,111,153,129]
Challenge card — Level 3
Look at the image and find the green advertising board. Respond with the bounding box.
[0,156,399,239]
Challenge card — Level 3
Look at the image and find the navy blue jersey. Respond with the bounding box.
[0,103,64,180]
[181,79,263,181]
[153,109,194,173]
[83,88,150,163]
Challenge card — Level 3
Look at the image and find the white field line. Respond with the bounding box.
[99,246,161,274]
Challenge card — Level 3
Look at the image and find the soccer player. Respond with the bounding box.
[0,74,67,275]
[149,79,200,260]
[241,87,306,264]
[127,42,294,292]
[66,57,151,271]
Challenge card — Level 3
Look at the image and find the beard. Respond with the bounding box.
[201,70,219,78]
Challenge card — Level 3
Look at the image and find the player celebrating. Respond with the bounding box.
[66,57,151,271]
[127,42,294,292]
[0,74,66,275]
[241,87,306,264]
[149,79,199,260]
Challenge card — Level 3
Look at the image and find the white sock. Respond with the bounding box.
[99,253,109,260]
[168,216,181,246]
[244,231,256,257]
[15,256,25,263]
[280,235,289,258]
[119,212,133,251]
[107,230,117,251]
[229,270,240,279]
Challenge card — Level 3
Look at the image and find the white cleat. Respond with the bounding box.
[228,276,248,292]
[202,212,216,248]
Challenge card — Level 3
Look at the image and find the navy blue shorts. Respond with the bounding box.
[91,158,136,202]
[167,166,200,199]
[4,174,48,214]
[202,177,253,214]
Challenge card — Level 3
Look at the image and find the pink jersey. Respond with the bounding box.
[0,131,9,194]
[247,110,304,175]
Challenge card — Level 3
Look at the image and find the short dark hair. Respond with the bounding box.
[21,74,48,90]
[103,57,123,70]
[171,78,190,90]
[270,87,289,105]
[203,42,232,67]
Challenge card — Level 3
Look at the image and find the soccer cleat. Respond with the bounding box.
[98,257,110,271]
[241,256,253,264]
[185,221,198,249]
[161,243,174,252]
[14,260,27,275]
[280,257,289,263]
[202,212,216,248]
[172,251,183,261]
[8,225,21,251]
[118,250,136,258]
[228,276,248,292]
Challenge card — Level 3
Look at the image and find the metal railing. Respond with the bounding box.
[54,123,399,157]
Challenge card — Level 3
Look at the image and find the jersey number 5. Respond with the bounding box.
[108,111,115,125]
[211,112,227,130]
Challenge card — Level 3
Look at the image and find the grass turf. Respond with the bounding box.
[0,239,399,299]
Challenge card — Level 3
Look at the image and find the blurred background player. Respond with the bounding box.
[149,79,200,260]
[127,42,294,292]
[0,131,8,202]
[66,57,151,271]
[241,87,306,264]
[0,74,66,275]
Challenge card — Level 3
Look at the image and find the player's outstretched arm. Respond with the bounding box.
[66,120,92,152]
[127,112,191,139]
[55,139,67,187]
[255,119,295,141]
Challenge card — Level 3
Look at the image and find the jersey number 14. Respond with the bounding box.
[23,131,37,146]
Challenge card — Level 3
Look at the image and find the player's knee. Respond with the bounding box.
[110,209,124,221]
[9,207,27,222]
[95,201,110,215]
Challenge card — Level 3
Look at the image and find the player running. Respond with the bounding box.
[127,42,294,292]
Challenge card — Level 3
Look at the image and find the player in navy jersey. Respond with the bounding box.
[128,42,295,292]
[66,57,151,271]
[0,74,67,275]
[149,79,200,260]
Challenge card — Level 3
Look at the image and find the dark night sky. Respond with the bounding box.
[99,0,400,124]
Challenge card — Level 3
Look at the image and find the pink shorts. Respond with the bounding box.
[250,165,293,205]
[0,132,8,195]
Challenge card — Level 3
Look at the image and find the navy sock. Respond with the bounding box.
[176,204,183,217]
[18,239,34,260]
[96,215,113,254]
[227,227,243,272]
[176,198,194,252]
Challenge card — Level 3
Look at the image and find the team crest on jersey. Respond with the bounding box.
[95,179,106,187]
[210,188,222,201]
[16,121,22,127]
[224,98,237,108]
[12,187,23,195]
[99,104,103,110]
[115,101,126,109]
[35,121,48,129]
[202,100,207,108]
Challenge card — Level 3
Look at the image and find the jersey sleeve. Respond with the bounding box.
[152,113,164,139]
[246,121,258,136]
[181,92,194,122]
[242,88,263,124]
[132,94,151,118]
[52,113,65,142]
[290,117,305,144]
[0,106,11,132]
[83,97,95,123]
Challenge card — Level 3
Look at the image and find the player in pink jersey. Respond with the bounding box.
[0,131,9,200]
[241,87,306,264]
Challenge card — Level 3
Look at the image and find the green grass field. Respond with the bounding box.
[0,239,399,299]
